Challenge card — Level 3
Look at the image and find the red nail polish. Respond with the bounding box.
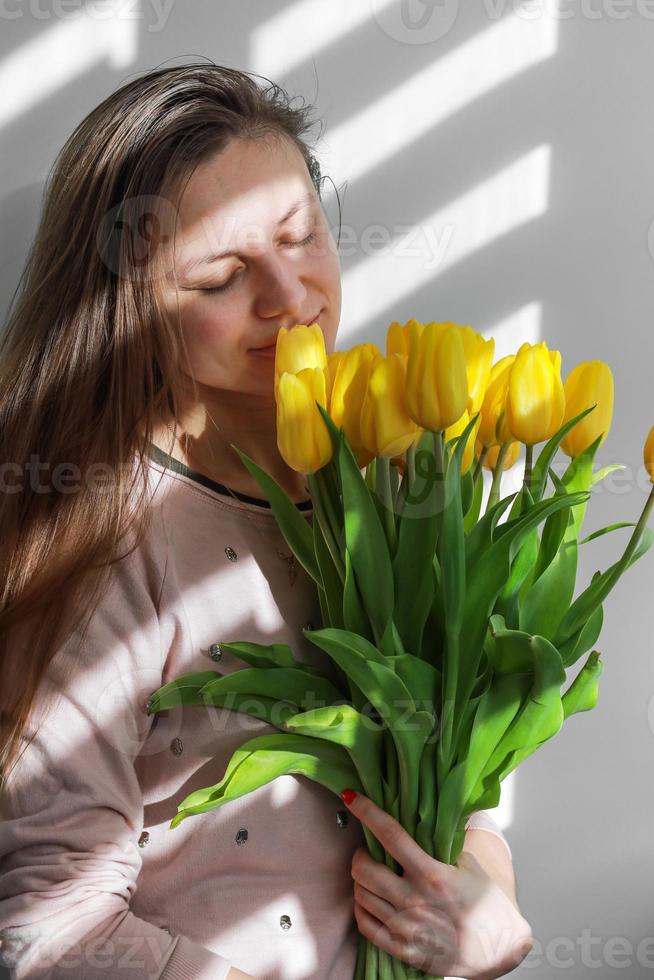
[340,788,357,805]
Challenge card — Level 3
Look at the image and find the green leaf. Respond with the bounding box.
[342,545,374,644]
[230,445,319,584]
[559,432,603,540]
[495,527,539,627]
[146,666,302,729]
[436,669,531,860]
[578,522,636,545]
[519,539,578,640]
[457,490,589,724]
[530,406,596,502]
[147,670,224,713]
[307,470,344,583]
[465,493,517,571]
[460,468,474,516]
[558,603,603,669]
[442,418,478,635]
[562,651,603,719]
[212,640,298,671]
[312,505,345,629]
[591,464,625,486]
[316,403,395,651]
[471,634,566,797]
[485,625,536,674]
[463,465,485,534]
[387,653,441,708]
[212,639,344,689]
[438,417,478,778]
[170,732,382,861]
[199,666,343,711]
[282,704,385,805]
[392,437,438,657]
[554,526,654,645]
[303,626,433,837]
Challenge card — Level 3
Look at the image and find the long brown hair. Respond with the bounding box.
[0,61,338,786]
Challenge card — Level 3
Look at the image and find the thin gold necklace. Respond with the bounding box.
[161,412,305,587]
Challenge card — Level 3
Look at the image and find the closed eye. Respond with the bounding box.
[199,231,318,295]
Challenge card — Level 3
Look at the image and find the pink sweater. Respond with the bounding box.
[0,444,512,980]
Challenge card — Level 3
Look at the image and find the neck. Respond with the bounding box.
[148,386,310,503]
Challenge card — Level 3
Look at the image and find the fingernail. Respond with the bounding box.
[340,788,357,805]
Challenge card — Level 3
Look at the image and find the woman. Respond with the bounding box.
[0,63,533,979]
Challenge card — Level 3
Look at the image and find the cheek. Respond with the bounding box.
[181,299,239,354]
[179,306,241,383]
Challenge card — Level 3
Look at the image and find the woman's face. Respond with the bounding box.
[161,134,341,398]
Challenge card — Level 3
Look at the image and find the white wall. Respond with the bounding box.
[2,2,654,977]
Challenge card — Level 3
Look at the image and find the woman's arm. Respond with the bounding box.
[460,828,520,910]
[0,522,234,980]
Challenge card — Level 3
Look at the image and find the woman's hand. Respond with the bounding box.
[341,790,534,979]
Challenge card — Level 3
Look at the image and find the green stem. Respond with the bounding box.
[306,471,344,584]
[433,430,446,523]
[436,625,459,788]
[620,483,654,567]
[523,442,533,494]
[365,935,378,978]
[472,443,489,483]
[375,454,398,555]
[319,466,344,554]
[389,459,400,511]
[486,441,511,512]
[408,440,416,489]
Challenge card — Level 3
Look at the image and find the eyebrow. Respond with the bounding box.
[175,194,316,279]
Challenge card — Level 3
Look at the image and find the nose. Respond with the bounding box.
[253,254,308,328]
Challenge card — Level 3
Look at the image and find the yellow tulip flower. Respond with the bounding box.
[446,408,481,473]
[274,322,327,401]
[360,352,421,459]
[276,366,333,474]
[386,318,425,358]
[504,341,565,445]
[560,360,614,458]
[329,343,382,468]
[406,322,468,431]
[644,424,654,484]
[325,350,347,407]
[458,325,495,417]
[478,355,516,448]
[390,425,425,474]
[477,438,521,471]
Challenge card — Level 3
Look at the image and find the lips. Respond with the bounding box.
[250,311,321,351]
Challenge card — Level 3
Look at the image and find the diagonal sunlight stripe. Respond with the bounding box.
[0,1,138,131]
[483,301,542,358]
[320,7,558,187]
[250,0,395,80]
[339,145,551,339]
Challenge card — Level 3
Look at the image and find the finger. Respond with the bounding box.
[352,849,414,910]
[355,902,457,975]
[354,903,431,972]
[354,902,401,960]
[353,881,396,925]
[341,789,441,879]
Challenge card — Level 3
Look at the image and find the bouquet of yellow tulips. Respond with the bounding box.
[147,319,654,980]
